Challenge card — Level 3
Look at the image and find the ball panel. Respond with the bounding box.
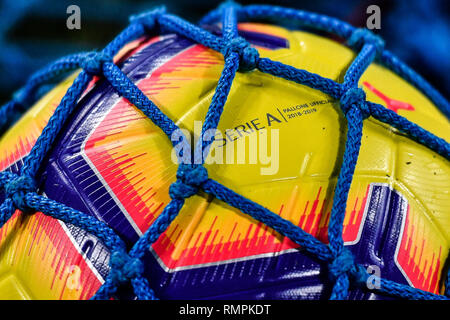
[0,23,447,299]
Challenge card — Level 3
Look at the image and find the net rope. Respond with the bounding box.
[0,2,449,300]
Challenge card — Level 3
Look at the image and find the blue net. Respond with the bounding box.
[0,2,449,300]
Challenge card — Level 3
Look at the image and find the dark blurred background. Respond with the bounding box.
[0,0,449,104]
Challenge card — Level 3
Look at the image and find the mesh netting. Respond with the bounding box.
[0,2,449,300]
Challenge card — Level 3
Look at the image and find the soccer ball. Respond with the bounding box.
[0,22,448,299]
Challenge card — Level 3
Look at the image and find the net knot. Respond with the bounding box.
[348,28,385,57]
[169,164,208,199]
[351,264,370,286]
[328,248,356,282]
[109,250,144,284]
[340,87,370,119]
[129,6,166,31]
[5,174,36,211]
[223,37,259,72]
[81,51,112,76]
